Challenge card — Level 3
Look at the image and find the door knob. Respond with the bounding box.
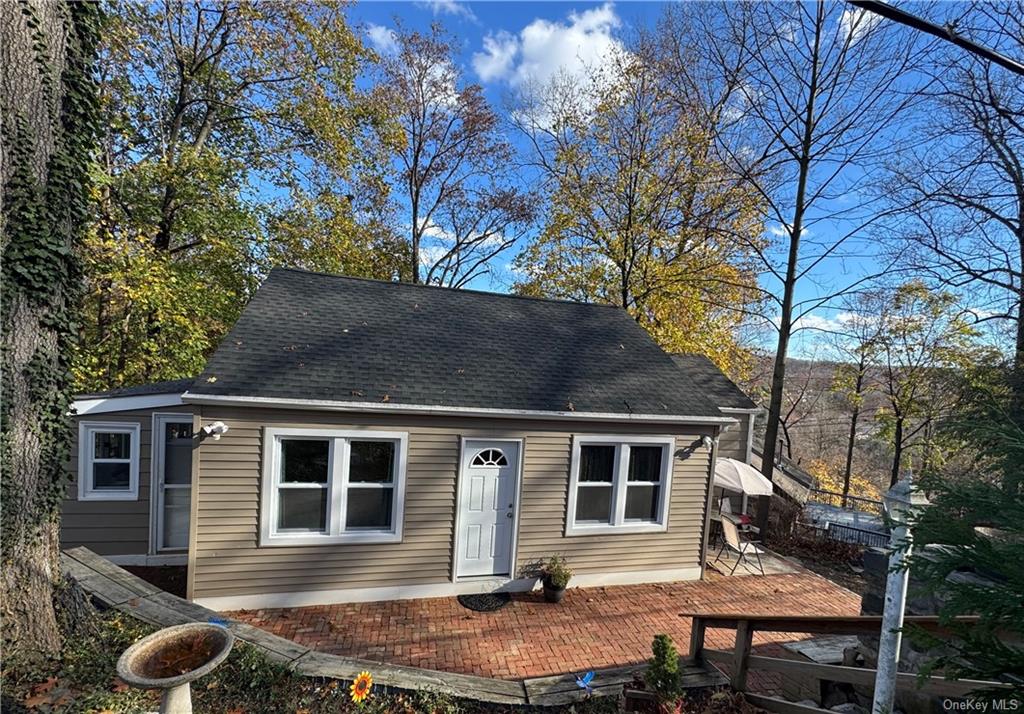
[506,512,513,518]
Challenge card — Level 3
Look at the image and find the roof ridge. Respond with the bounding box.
[269,266,625,311]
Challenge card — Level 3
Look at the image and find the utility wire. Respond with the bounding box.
[848,0,1024,76]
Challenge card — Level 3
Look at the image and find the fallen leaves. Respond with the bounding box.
[110,677,130,693]
[22,677,73,709]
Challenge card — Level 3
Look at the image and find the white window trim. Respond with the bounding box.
[259,427,408,546]
[78,421,141,501]
[565,434,675,536]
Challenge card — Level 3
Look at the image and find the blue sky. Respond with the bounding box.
[341,1,974,358]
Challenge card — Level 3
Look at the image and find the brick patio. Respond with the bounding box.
[227,568,861,681]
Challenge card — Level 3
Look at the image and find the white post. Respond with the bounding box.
[872,475,928,714]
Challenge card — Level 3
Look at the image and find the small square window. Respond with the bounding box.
[78,422,140,501]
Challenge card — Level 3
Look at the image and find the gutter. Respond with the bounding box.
[181,392,739,426]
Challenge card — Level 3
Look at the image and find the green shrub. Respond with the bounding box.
[645,634,682,703]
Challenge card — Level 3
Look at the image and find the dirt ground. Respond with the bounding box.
[124,565,187,598]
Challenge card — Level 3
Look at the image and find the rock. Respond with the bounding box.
[822,684,854,709]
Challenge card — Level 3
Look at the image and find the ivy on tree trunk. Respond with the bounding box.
[1,0,101,657]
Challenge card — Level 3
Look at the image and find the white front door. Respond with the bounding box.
[456,440,520,578]
[153,414,193,551]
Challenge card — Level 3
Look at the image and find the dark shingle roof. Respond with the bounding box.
[186,268,729,419]
[77,378,194,399]
[670,354,758,411]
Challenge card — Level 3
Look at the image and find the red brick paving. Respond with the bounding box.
[226,570,859,681]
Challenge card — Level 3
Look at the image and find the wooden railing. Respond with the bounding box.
[684,613,1010,713]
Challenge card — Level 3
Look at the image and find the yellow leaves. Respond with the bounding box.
[807,458,882,501]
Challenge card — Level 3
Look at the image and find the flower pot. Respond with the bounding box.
[117,622,234,714]
[542,580,566,603]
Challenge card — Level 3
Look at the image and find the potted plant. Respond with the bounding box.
[624,634,684,713]
[540,555,572,603]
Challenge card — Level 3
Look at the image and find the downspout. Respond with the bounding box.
[185,408,202,602]
[698,428,720,580]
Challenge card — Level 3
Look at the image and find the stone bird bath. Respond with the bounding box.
[117,622,234,713]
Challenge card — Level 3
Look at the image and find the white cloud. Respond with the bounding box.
[795,314,843,333]
[418,0,476,21]
[366,23,398,55]
[762,310,864,334]
[472,3,625,88]
[419,245,450,269]
[839,8,881,46]
[766,223,811,239]
[473,31,518,83]
[419,219,457,245]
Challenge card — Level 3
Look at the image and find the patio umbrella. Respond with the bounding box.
[714,458,774,497]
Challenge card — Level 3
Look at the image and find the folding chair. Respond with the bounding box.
[713,517,766,575]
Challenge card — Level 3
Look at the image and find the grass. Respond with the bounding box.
[1,609,624,713]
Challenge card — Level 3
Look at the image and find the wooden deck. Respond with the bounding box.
[63,547,726,706]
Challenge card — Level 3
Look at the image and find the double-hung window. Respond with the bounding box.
[78,421,141,501]
[261,428,407,545]
[566,436,674,535]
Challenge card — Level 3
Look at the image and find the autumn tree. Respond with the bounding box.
[677,1,927,526]
[829,293,885,506]
[1,0,101,654]
[79,1,393,390]
[869,282,983,486]
[512,44,763,376]
[374,24,534,286]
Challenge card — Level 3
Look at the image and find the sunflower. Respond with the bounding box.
[349,671,373,703]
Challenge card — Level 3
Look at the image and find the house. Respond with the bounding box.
[63,267,760,610]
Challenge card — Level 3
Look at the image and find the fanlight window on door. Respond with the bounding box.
[471,448,508,467]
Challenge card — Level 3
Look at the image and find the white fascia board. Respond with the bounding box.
[181,392,739,426]
[72,393,186,416]
[719,407,761,414]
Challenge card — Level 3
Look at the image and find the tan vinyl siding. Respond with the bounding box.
[516,430,711,574]
[717,413,752,463]
[190,406,718,601]
[62,410,151,556]
[61,407,194,556]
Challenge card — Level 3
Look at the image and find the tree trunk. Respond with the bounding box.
[1,0,101,657]
[1011,246,1024,492]
[890,416,905,488]
[756,3,823,535]
[842,367,866,508]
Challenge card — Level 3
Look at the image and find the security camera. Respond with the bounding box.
[202,421,229,440]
